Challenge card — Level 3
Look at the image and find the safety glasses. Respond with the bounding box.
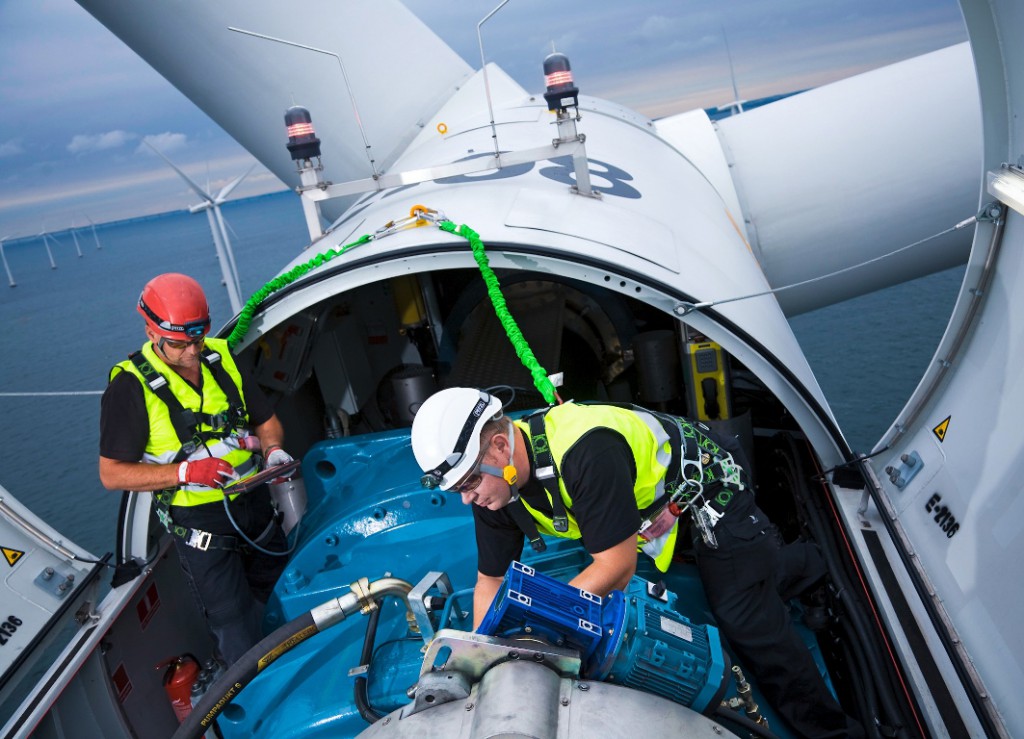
[159,335,205,352]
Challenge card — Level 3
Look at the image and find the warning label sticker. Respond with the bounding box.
[2,547,25,567]
[933,416,951,443]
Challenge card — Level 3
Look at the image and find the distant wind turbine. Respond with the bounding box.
[721,26,746,116]
[144,141,253,314]
[0,235,16,287]
[84,215,102,249]
[36,230,57,270]
[69,221,84,258]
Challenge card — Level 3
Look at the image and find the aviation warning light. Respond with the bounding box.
[543,53,579,112]
[285,106,321,161]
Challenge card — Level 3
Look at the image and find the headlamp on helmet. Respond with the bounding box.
[411,388,504,491]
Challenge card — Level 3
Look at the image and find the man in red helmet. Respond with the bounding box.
[99,273,294,666]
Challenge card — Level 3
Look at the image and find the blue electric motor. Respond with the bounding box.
[477,562,730,714]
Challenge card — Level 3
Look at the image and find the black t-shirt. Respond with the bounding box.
[473,427,642,577]
[99,352,275,462]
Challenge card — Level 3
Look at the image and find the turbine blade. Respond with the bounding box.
[144,140,214,203]
[216,162,258,202]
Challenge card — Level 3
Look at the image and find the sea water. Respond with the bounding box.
[0,190,963,556]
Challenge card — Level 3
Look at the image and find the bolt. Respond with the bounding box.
[324,534,339,547]
[533,653,544,662]
[561,697,570,706]
[42,567,54,580]
[509,651,520,660]
[577,683,589,691]
[383,717,391,725]
[901,454,910,464]
[465,702,475,711]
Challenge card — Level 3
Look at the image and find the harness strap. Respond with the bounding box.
[128,347,250,463]
[129,351,200,461]
[527,411,570,533]
[200,349,248,429]
[507,501,547,552]
[169,511,279,552]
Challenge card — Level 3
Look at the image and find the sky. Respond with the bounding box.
[0,0,968,238]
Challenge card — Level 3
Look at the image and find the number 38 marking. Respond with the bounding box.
[925,493,959,539]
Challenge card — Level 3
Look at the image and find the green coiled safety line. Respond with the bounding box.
[226,233,372,350]
[226,214,557,405]
[439,220,557,405]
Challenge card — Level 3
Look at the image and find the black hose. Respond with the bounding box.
[780,434,918,737]
[841,621,881,738]
[712,704,781,739]
[172,612,318,739]
[354,600,385,723]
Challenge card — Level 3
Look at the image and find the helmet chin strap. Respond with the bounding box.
[504,426,519,502]
[479,426,520,502]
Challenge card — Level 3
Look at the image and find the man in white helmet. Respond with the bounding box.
[411,387,861,739]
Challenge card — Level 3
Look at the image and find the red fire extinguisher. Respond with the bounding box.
[159,654,200,723]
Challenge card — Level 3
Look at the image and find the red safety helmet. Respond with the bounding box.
[137,273,211,341]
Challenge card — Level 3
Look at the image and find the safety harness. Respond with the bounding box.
[128,347,249,463]
[509,405,746,554]
[129,347,269,551]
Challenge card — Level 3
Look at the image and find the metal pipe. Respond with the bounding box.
[476,0,511,159]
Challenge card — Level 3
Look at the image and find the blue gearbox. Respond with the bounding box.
[476,561,729,713]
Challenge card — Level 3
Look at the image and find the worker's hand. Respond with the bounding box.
[265,446,297,482]
[178,458,239,489]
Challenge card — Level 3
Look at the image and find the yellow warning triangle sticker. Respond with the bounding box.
[2,547,25,567]
[933,416,951,443]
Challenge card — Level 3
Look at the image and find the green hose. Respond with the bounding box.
[439,220,557,405]
[225,212,556,404]
[226,233,372,349]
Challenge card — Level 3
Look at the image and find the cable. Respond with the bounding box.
[171,577,413,739]
[354,600,385,723]
[221,492,297,557]
[711,704,780,739]
[680,216,976,314]
[785,434,922,737]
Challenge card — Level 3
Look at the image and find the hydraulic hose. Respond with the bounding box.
[354,599,385,723]
[711,704,780,739]
[781,434,917,738]
[171,577,413,739]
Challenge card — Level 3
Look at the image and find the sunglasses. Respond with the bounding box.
[159,335,206,352]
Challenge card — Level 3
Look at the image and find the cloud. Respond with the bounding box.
[137,132,189,155]
[0,139,23,158]
[67,130,137,154]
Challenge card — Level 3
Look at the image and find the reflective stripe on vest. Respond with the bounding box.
[112,337,258,506]
[515,403,680,571]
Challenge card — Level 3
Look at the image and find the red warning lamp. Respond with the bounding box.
[542,53,579,112]
[285,106,321,161]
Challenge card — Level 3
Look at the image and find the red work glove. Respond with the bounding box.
[178,458,239,489]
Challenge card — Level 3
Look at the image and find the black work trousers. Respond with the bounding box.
[170,487,288,666]
[696,512,861,738]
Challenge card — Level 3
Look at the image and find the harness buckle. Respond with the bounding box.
[552,515,569,533]
[536,465,556,480]
[187,529,213,551]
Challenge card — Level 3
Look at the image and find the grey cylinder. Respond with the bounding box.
[633,330,680,404]
[392,366,437,425]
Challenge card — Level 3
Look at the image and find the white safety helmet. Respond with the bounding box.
[412,388,504,490]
